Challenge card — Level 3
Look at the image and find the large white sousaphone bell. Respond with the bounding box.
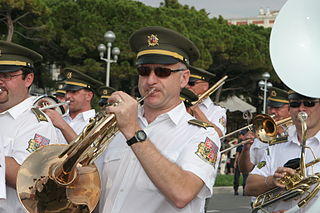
[270,0,320,98]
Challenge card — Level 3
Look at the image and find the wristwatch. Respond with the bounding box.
[126,130,147,146]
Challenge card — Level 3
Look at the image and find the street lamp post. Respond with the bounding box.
[258,72,272,114]
[97,31,120,86]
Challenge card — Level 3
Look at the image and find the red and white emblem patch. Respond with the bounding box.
[27,133,50,153]
[195,137,219,167]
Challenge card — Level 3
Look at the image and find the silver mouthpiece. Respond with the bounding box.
[298,111,308,122]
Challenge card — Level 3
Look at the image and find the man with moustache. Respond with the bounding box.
[97,26,221,213]
[0,41,59,212]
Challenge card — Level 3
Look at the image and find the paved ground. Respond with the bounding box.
[206,187,252,213]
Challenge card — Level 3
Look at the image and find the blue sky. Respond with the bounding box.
[136,0,288,18]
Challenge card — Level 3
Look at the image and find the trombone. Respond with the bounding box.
[191,75,228,106]
[220,114,292,153]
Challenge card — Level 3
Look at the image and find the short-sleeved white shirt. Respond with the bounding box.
[0,141,5,200]
[56,109,95,144]
[98,102,220,213]
[250,138,269,165]
[199,97,227,135]
[251,126,320,212]
[0,97,60,213]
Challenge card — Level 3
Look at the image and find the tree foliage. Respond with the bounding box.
[1,0,277,105]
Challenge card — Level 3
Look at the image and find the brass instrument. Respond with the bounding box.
[252,112,320,213]
[17,89,155,213]
[220,115,292,153]
[191,75,228,106]
[33,95,70,116]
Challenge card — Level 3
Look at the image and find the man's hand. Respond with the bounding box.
[242,131,255,150]
[272,167,296,188]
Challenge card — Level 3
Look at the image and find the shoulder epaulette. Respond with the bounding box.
[188,119,214,129]
[31,107,48,122]
[269,135,288,146]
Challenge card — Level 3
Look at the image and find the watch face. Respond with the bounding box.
[136,130,147,141]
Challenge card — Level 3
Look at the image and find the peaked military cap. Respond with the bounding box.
[288,90,317,100]
[0,41,42,72]
[98,86,116,106]
[129,26,200,66]
[189,65,215,83]
[180,88,198,108]
[61,68,103,92]
[267,87,289,107]
[53,82,66,97]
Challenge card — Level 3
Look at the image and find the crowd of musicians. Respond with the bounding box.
[0,25,319,213]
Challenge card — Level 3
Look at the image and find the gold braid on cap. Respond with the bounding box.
[0,60,31,66]
[137,49,184,61]
[64,81,90,88]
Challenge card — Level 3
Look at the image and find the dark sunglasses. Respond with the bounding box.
[289,100,319,108]
[137,66,186,78]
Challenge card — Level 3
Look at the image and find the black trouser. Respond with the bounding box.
[233,165,248,193]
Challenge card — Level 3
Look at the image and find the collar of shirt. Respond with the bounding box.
[0,97,33,119]
[138,102,187,127]
[64,109,95,121]
[288,125,320,145]
[200,97,212,109]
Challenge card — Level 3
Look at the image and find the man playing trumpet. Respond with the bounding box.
[245,90,320,213]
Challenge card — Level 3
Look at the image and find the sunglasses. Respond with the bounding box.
[289,100,319,108]
[137,66,186,78]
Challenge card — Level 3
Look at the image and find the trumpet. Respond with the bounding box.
[17,89,155,212]
[220,115,292,153]
[33,95,70,116]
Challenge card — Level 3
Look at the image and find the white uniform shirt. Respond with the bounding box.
[250,138,269,165]
[98,102,221,213]
[56,109,95,144]
[0,97,60,213]
[0,141,5,199]
[199,97,227,135]
[251,125,320,213]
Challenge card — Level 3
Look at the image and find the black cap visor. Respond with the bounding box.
[267,99,287,108]
[136,54,180,65]
[0,65,25,73]
[288,93,317,100]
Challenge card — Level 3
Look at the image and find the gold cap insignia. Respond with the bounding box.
[147,34,159,47]
[67,72,72,79]
[103,89,108,95]
[271,90,277,97]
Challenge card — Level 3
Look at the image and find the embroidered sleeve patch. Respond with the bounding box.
[27,134,50,153]
[195,137,219,167]
[257,161,266,169]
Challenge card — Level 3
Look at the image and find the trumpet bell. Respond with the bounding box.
[17,144,100,212]
[270,0,320,98]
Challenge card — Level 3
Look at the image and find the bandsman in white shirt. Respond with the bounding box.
[185,65,227,138]
[45,68,103,144]
[97,26,221,213]
[245,90,320,213]
[0,41,60,212]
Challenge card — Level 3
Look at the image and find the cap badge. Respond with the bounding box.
[103,89,108,95]
[147,34,159,47]
[271,90,277,97]
[66,72,72,79]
